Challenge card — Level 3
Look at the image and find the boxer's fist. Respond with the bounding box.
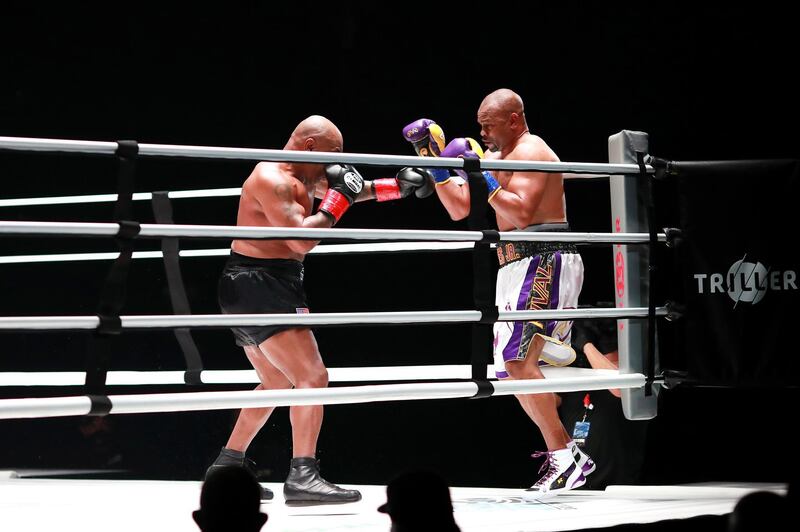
[441,138,500,199]
[318,164,364,223]
[402,118,446,157]
[441,137,485,161]
[373,167,434,202]
[397,167,434,199]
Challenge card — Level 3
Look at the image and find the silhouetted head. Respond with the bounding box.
[193,466,268,532]
[378,469,460,531]
[477,88,528,152]
[728,490,788,532]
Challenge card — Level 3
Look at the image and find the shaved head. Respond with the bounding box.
[479,88,524,117]
[287,115,343,152]
[477,89,528,152]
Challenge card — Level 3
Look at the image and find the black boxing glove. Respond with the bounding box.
[318,164,365,223]
[372,167,435,202]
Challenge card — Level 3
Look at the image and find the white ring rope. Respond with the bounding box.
[0,242,474,265]
[0,307,668,331]
[0,174,610,209]
[0,188,243,208]
[0,366,615,387]
[0,136,654,174]
[0,221,667,243]
[0,371,646,420]
[0,365,499,386]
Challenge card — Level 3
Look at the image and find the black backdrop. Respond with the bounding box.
[1,3,798,487]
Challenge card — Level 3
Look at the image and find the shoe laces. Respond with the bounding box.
[531,451,558,488]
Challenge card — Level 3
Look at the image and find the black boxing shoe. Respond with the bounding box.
[283,457,362,505]
[205,447,274,501]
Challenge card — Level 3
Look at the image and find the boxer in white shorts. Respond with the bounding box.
[494,224,584,378]
[402,88,596,498]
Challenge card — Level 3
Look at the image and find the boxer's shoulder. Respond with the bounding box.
[244,163,297,198]
[250,161,287,183]
[508,136,557,163]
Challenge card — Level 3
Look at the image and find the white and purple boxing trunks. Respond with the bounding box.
[493,224,584,379]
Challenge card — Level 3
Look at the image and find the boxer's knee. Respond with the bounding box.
[260,372,293,390]
[295,365,329,389]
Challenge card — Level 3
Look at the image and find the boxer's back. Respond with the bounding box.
[232,162,314,261]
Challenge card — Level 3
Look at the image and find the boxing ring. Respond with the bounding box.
[0,133,783,531]
[0,476,784,532]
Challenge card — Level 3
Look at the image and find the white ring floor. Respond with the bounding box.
[0,478,785,532]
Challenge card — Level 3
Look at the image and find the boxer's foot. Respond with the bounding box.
[523,448,585,500]
[283,457,362,505]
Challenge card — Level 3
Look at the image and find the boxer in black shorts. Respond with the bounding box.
[204,115,431,505]
[218,254,307,346]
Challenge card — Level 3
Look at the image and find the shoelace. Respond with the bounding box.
[530,451,558,488]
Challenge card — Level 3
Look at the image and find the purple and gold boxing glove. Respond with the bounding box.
[402,118,446,157]
[439,138,501,200]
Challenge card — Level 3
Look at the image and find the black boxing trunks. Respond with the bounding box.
[218,251,308,346]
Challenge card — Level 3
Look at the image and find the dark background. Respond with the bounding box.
[1,3,798,488]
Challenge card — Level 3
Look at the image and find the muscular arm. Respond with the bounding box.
[431,144,498,221]
[254,170,333,255]
[489,144,554,229]
[433,176,471,221]
[435,146,554,228]
[488,169,548,229]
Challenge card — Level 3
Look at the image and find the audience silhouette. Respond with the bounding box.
[193,465,268,532]
[378,469,461,531]
[728,490,788,532]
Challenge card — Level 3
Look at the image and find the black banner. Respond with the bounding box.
[672,160,800,386]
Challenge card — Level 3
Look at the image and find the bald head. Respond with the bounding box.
[477,89,528,152]
[286,115,343,152]
[479,88,524,116]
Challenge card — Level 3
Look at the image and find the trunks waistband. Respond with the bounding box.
[496,223,577,266]
[226,251,304,276]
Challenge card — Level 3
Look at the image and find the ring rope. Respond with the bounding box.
[0,242,474,265]
[0,174,611,209]
[0,171,614,209]
[0,365,502,386]
[0,135,654,175]
[0,372,646,420]
[0,307,669,331]
[0,188,244,208]
[0,221,668,243]
[0,366,613,387]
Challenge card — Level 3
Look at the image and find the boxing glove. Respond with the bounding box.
[318,164,365,223]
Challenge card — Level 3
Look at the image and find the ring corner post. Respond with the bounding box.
[608,130,659,420]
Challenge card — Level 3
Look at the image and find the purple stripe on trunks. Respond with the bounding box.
[545,252,563,338]
[502,255,541,363]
